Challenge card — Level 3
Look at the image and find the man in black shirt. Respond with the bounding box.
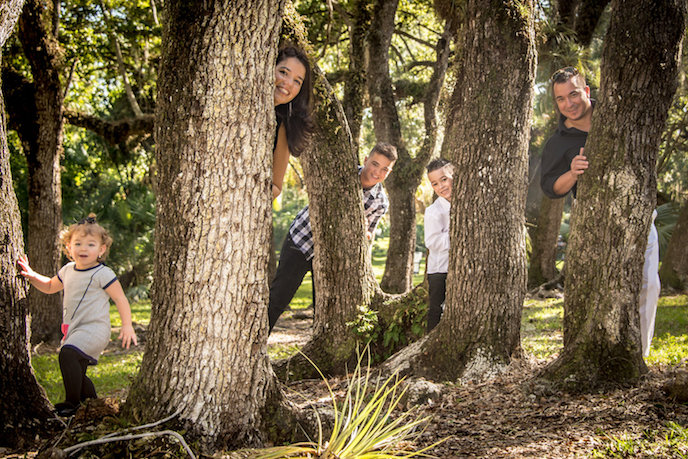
[540,66,660,357]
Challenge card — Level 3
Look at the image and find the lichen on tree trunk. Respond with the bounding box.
[383,0,536,383]
[541,0,686,390]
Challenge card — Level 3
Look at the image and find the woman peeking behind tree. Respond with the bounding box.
[272,45,314,199]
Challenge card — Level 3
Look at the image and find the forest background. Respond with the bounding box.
[3,0,688,456]
[5,0,687,302]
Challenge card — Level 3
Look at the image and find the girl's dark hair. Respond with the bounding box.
[275,45,314,157]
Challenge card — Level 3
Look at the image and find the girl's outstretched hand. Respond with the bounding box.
[17,255,37,280]
[119,324,138,349]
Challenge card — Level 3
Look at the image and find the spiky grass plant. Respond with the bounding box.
[256,349,443,458]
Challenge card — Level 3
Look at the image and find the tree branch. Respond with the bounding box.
[394,28,436,50]
[98,0,144,117]
[63,109,154,145]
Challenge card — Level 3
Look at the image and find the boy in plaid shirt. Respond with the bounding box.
[268,143,397,332]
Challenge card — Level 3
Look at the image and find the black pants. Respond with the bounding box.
[427,273,447,332]
[268,234,313,332]
[59,346,97,406]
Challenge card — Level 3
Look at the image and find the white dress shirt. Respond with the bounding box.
[424,196,450,274]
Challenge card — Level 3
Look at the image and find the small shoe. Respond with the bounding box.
[54,401,78,417]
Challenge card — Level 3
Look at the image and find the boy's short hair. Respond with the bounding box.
[369,142,398,162]
[426,158,454,175]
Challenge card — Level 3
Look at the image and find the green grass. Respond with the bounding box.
[33,351,143,404]
[30,234,688,406]
[521,295,688,361]
[521,298,564,359]
[590,422,688,458]
[109,299,152,327]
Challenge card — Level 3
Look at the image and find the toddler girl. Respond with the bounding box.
[17,214,137,416]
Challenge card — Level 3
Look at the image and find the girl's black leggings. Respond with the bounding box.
[59,346,97,406]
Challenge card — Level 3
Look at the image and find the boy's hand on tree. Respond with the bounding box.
[119,324,138,349]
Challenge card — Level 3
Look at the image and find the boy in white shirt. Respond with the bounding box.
[424,159,453,332]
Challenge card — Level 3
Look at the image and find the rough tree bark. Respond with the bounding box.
[126,0,297,451]
[0,0,55,447]
[659,200,688,291]
[385,0,536,382]
[542,0,686,389]
[16,0,64,343]
[368,0,451,293]
[528,196,564,289]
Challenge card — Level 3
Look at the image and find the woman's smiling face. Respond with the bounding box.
[274,56,306,107]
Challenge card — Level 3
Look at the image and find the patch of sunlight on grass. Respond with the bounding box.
[646,334,688,366]
[646,295,688,365]
[268,343,301,360]
[591,422,688,458]
[110,299,151,327]
[33,351,143,404]
[521,298,564,360]
[289,272,313,310]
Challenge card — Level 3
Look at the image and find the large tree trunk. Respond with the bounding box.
[659,200,688,291]
[543,0,686,389]
[368,0,451,293]
[528,196,564,289]
[0,0,55,446]
[386,0,536,382]
[126,1,286,451]
[17,0,64,343]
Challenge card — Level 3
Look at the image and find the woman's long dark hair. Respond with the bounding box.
[275,45,314,157]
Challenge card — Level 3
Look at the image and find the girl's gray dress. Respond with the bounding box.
[57,262,117,364]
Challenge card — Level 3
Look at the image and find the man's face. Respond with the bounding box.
[553,77,592,122]
[361,152,394,188]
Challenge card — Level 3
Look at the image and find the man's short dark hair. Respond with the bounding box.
[369,142,398,162]
[426,158,452,174]
[550,66,586,91]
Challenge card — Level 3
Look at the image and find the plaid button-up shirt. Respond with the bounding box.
[288,169,389,261]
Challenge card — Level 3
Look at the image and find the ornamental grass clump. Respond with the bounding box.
[256,349,443,458]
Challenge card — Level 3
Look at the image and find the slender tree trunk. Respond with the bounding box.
[543,0,686,389]
[528,196,564,288]
[273,4,382,379]
[659,200,688,291]
[18,0,64,343]
[274,71,380,379]
[126,0,286,451]
[0,0,55,446]
[368,0,451,293]
[342,0,372,152]
[386,0,535,382]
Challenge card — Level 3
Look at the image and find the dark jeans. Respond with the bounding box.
[268,234,313,332]
[427,273,447,332]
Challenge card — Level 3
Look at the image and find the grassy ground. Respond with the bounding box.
[28,248,688,457]
[32,286,687,408]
